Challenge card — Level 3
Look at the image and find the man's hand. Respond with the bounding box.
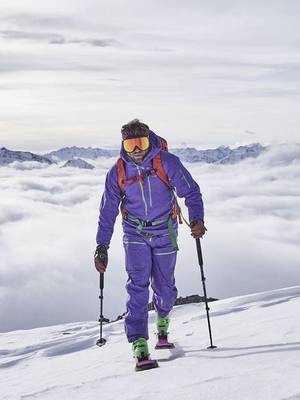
[190,220,207,239]
[94,245,108,273]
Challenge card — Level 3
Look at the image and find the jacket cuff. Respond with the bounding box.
[96,243,109,250]
[189,217,204,224]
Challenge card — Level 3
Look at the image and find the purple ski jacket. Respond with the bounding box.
[96,131,204,249]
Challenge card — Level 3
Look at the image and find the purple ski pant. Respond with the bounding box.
[123,231,178,343]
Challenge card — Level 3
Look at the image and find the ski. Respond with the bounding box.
[135,358,159,372]
[155,336,175,349]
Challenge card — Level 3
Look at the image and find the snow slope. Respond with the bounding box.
[1,286,300,400]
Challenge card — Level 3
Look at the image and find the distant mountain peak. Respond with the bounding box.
[62,158,95,169]
[0,147,53,166]
[172,143,267,164]
[44,147,118,161]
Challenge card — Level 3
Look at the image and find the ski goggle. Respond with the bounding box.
[123,136,150,153]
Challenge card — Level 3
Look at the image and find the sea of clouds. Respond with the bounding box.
[0,143,300,332]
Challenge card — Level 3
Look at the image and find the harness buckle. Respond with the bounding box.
[143,221,153,227]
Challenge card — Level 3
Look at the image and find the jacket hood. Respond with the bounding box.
[120,130,162,165]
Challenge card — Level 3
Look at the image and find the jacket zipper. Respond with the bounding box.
[147,176,153,207]
[137,165,148,216]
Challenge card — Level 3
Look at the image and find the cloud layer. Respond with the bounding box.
[1,144,300,332]
[0,29,120,48]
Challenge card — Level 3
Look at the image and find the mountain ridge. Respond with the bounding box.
[0,143,267,167]
[0,147,53,166]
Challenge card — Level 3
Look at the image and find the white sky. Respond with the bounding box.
[1,145,300,332]
[1,0,300,151]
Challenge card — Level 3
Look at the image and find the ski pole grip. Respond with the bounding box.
[100,272,104,289]
[196,238,203,266]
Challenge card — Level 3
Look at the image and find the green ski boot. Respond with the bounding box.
[155,315,175,349]
[156,315,170,339]
[132,337,149,361]
[133,337,159,371]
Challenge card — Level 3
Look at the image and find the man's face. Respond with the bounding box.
[123,136,150,165]
[127,147,148,165]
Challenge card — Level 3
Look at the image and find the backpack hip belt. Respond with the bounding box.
[123,212,179,251]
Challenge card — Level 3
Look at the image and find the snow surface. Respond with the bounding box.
[1,286,300,400]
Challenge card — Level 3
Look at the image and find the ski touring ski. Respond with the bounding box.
[155,336,175,350]
[135,358,159,372]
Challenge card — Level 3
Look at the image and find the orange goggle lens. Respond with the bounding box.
[123,137,150,153]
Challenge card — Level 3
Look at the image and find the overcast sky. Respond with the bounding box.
[0,0,300,151]
[1,144,300,332]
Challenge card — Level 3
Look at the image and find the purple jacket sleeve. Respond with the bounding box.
[162,152,204,222]
[96,164,121,249]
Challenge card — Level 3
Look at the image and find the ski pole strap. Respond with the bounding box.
[172,189,191,228]
[179,209,190,227]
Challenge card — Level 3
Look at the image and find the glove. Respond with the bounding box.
[190,220,207,239]
[94,245,108,273]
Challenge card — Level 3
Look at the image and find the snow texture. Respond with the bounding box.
[1,286,299,400]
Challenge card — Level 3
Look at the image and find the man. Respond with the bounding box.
[94,119,206,365]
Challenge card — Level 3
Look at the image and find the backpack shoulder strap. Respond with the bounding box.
[117,141,171,192]
[116,158,126,193]
[152,152,171,189]
[158,136,168,151]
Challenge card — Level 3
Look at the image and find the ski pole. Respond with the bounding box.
[96,272,107,347]
[195,237,217,349]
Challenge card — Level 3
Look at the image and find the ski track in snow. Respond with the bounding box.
[1,286,300,400]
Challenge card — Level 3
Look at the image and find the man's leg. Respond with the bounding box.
[151,234,178,318]
[123,234,152,343]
